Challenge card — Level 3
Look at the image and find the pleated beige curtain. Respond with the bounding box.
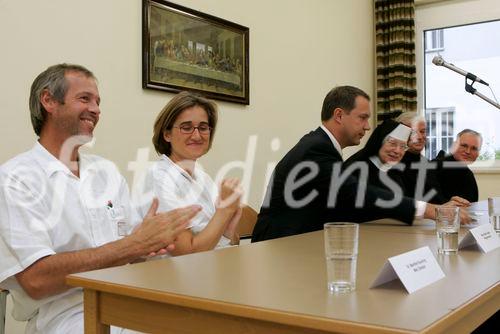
[375,0,417,122]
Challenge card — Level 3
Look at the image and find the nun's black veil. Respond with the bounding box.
[345,119,401,165]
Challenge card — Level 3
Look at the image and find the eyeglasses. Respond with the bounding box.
[384,138,408,151]
[173,123,212,135]
[459,143,479,152]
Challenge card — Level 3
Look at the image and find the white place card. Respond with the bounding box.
[371,246,445,294]
[459,224,500,253]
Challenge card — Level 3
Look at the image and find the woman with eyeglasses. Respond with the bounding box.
[344,119,412,195]
[137,91,242,256]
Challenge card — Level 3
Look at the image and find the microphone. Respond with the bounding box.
[432,55,489,86]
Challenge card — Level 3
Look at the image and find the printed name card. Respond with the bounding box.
[459,224,500,253]
[370,246,445,294]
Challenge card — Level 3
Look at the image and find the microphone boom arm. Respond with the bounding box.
[464,77,500,110]
[432,55,499,109]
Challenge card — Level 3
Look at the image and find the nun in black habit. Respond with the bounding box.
[344,119,412,197]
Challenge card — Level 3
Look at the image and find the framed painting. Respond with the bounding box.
[142,0,249,104]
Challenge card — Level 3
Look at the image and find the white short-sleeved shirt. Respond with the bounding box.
[136,154,230,248]
[0,142,133,334]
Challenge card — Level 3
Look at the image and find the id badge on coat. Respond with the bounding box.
[106,202,128,236]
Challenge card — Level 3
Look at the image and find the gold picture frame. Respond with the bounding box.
[143,0,250,104]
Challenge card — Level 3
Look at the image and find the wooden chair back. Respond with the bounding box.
[0,289,8,334]
[238,206,258,239]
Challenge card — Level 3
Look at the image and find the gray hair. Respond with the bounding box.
[395,112,425,128]
[29,63,96,136]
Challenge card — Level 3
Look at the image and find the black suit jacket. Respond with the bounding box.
[432,151,478,202]
[400,152,447,204]
[251,127,416,242]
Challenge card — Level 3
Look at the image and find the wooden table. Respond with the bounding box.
[67,224,500,334]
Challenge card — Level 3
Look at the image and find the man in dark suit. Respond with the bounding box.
[433,129,481,202]
[252,86,459,242]
[397,112,447,204]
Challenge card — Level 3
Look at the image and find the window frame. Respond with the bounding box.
[424,29,444,52]
[415,0,500,172]
[425,107,455,160]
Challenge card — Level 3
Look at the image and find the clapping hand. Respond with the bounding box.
[131,198,201,257]
[217,178,243,212]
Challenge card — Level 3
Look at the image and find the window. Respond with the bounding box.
[422,19,500,165]
[425,107,455,159]
[424,29,444,52]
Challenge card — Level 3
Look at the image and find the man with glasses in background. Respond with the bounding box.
[433,129,482,202]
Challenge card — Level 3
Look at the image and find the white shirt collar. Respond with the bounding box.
[320,125,343,158]
[32,142,75,177]
[32,142,97,179]
[369,156,393,172]
[160,154,199,182]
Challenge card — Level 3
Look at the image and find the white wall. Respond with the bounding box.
[415,0,500,199]
[0,0,374,211]
[0,2,373,330]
